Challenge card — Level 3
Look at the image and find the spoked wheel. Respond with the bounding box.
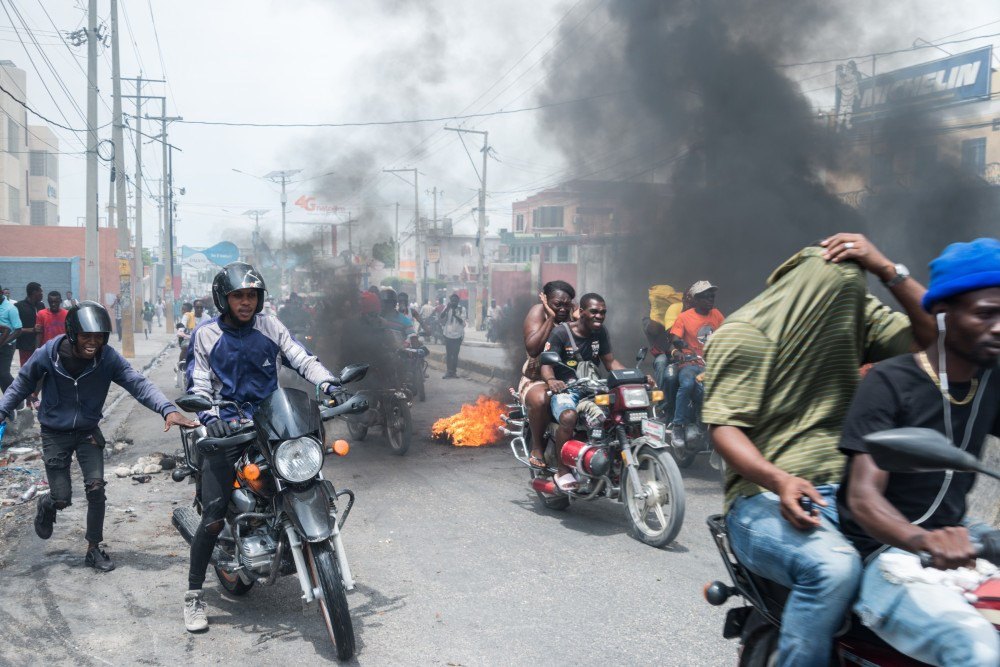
[623,447,686,547]
[305,540,356,661]
[385,399,412,455]
[215,565,254,595]
[347,420,369,441]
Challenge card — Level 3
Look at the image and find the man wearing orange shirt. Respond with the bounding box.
[669,281,724,446]
[35,291,68,347]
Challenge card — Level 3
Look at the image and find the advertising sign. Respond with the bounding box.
[839,46,992,125]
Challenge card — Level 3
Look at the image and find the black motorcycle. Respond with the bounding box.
[171,364,369,660]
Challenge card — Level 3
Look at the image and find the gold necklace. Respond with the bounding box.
[916,351,979,406]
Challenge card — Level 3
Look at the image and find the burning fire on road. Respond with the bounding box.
[431,396,506,447]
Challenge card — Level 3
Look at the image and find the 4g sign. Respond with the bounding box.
[294,196,341,214]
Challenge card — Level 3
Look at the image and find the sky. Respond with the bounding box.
[4,0,1000,251]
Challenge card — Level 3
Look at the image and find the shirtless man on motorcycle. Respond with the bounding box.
[703,234,936,666]
[520,280,576,469]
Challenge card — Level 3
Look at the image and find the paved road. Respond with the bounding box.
[0,350,736,665]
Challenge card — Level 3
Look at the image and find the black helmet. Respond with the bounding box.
[212,262,266,315]
[65,301,113,345]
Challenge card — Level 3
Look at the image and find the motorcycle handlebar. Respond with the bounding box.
[196,426,256,454]
[918,531,1000,568]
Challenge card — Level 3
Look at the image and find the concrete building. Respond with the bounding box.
[0,60,59,226]
[494,180,670,305]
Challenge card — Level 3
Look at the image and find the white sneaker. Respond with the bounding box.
[184,590,208,632]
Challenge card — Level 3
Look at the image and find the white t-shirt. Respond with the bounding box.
[442,305,466,339]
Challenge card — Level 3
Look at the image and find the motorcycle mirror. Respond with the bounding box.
[538,351,562,366]
[175,393,213,413]
[636,347,648,364]
[862,427,1000,479]
[339,363,369,384]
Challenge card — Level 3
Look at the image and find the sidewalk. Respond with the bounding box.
[425,332,510,380]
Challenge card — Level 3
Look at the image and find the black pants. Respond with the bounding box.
[444,336,462,376]
[40,427,107,544]
[0,343,14,393]
[188,444,242,590]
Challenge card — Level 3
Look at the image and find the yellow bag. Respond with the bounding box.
[648,285,684,329]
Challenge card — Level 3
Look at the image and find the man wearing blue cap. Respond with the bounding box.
[837,238,1000,666]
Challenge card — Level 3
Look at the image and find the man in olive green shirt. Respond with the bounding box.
[702,233,935,667]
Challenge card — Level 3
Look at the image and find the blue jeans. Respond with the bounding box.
[854,521,999,666]
[652,354,678,421]
[726,485,861,667]
[550,388,582,420]
[671,365,703,426]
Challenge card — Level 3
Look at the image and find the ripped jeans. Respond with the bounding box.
[854,521,1000,667]
[187,443,243,590]
[726,484,861,667]
[40,426,107,544]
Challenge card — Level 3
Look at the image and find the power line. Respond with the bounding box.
[777,31,1000,68]
[0,78,109,132]
[170,91,621,129]
[146,0,177,114]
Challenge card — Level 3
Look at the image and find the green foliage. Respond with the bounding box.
[372,240,396,267]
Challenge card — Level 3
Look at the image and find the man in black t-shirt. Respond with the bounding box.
[837,238,1000,667]
[540,293,651,491]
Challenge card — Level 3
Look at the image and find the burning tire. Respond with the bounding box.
[623,446,685,547]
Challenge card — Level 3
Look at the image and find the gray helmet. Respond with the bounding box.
[212,262,266,315]
[65,301,113,345]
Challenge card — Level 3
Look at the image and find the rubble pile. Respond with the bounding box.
[114,451,177,478]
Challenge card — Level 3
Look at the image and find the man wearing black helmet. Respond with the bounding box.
[181,262,341,633]
[0,301,197,571]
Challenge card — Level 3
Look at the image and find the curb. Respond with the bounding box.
[426,349,507,381]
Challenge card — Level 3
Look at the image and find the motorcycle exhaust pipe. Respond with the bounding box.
[531,477,557,494]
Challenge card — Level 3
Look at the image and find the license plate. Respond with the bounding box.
[641,417,666,443]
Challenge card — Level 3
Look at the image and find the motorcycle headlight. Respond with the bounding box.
[273,436,324,483]
[622,387,650,409]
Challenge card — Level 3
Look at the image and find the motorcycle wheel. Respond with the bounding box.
[672,448,698,469]
[739,624,778,667]
[385,399,412,455]
[347,420,369,441]
[416,368,426,403]
[215,565,253,595]
[305,540,356,661]
[623,447,686,548]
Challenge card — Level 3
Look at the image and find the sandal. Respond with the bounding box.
[554,473,579,492]
[528,454,546,469]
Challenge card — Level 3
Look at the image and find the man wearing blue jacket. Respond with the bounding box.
[0,301,197,571]
[181,262,339,632]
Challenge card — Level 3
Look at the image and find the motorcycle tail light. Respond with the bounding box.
[595,394,610,406]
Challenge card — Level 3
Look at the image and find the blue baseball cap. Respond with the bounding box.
[922,238,1000,311]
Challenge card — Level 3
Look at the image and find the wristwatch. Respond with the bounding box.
[883,263,910,288]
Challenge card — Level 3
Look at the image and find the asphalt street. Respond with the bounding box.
[0,346,735,666]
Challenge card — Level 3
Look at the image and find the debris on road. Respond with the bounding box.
[132,475,152,484]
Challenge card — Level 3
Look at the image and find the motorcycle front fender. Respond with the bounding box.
[276,483,334,542]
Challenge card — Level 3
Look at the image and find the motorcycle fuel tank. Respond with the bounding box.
[560,439,611,477]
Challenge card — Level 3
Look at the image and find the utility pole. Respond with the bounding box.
[132,75,143,331]
[346,210,353,255]
[146,102,181,327]
[265,169,301,296]
[84,0,100,302]
[110,0,134,357]
[445,127,490,328]
[383,168,419,299]
[427,186,441,278]
[394,202,399,278]
[243,209,268,266]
